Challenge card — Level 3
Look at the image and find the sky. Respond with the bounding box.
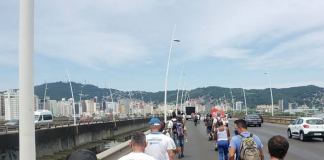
[1,0,324,92]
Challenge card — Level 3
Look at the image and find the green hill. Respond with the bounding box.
[34,82,324,109]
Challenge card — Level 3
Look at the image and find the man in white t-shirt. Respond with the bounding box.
[145,118,175,160]
[118,132,156,160]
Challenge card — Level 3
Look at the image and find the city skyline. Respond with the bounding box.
[1,0,324,92]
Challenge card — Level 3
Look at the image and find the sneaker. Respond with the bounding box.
[181,153,184,157]
[178,154,182,159]
[215,146,218,151]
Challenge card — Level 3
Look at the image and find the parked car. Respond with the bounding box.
[256,114,264,123]
[80,116,90,121]
[244,114,262,127]
[5,119,19,126]
[94,116,102,120]
[69,117,80,121]
[34,110,53,123]
[287,117,324,141]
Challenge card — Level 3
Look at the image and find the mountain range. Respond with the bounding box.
[32,82,324,109]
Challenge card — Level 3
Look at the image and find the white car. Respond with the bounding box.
[287,117,324,141]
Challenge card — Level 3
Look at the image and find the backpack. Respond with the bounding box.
[216,118,222,127]
[207,117,213,126]
[175,122,184,137]
[239,133,261,160]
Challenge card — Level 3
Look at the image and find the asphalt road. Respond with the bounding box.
[176,119,324,160]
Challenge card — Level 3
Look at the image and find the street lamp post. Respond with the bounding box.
[79,88,83,117]
[230,88,235,116]
[180,82,185,114]
[265,65,274,116]
[176,65,185,115]
[140,91,145,118]
[163,24,180,122]
[19,0,35,158]
[66,68,76,125]
[108,83,115,122]
[43,82,48,110]
[129,91,133,119]
[242,83,247,115]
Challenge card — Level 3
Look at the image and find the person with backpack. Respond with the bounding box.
[214,121,231,160]
[229,119,264,160]
[204,113,214,140]
[213,112,223,150]
[159,121,177,160]
[172,116,188,159]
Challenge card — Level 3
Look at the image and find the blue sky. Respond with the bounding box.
[1,0,324,92]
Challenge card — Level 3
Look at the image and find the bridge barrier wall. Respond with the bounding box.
[0,117,160,160]
[97,130,150,160]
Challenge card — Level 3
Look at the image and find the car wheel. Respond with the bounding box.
[322,137,324,142]
[287,129,292,138]
[259,124,261,127]
[300,132,305,141]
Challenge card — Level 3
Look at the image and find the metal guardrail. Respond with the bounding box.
[234,116,299,125]
[263,116,298,124]
[0,116,157,134]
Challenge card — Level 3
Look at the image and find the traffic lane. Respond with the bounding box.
[228,120,324,160]
[175,120,219,160]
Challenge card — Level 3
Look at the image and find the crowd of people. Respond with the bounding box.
[67,111,290,160]
[202,112,289,160]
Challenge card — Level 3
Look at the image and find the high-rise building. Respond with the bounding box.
[0,94,5,119]
[34,95,39,111]
[85,100,95,115]
[279,99,284,111]
[4,89,19,120]
[236,101,243,111]
[50,100,58,115]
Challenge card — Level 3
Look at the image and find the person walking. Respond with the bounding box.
[204,113,213,140]
[145,118,175,160]
[213,112,223,150]
[229,119,264,160]
[118,132,156,160]
[267,135,289,160]
[214,121,230,160]
[171,116,188,159]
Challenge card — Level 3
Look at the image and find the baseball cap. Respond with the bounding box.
[149,118,161,126]
[68,149,97,160]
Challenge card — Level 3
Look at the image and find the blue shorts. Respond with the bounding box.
[207,126,212,134]
[174,135,184,147]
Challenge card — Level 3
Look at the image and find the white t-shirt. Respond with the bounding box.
[167,120,174,129]
[118,152,156,160]
[165,135,176,160]
[145,132,174,160]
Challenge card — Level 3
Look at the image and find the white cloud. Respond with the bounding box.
[211,48,250,59]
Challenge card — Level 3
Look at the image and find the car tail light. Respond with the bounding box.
[259,119,261,121]
[248,118,251,121]
[303,124,309,128]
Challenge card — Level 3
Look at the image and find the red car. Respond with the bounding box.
[80,116,90,121]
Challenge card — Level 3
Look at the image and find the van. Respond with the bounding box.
[34,110,53,123]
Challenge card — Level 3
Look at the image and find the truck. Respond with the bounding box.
[185,106,196,120]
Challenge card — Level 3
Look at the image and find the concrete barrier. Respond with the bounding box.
[97,130,150,160]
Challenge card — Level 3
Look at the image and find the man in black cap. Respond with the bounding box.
[68,149,97,160]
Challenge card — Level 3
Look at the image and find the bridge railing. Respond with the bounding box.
[263,116,298,124]
[0,116,157,134]
[233,116,299,125]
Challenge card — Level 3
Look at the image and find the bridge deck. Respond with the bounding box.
[178,119,324,160]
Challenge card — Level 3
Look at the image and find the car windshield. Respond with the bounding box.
[306,119,324,125]
[249,115,260,118]
[34,115,40,121]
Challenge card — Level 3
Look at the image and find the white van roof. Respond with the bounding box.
[35,110,52,115]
